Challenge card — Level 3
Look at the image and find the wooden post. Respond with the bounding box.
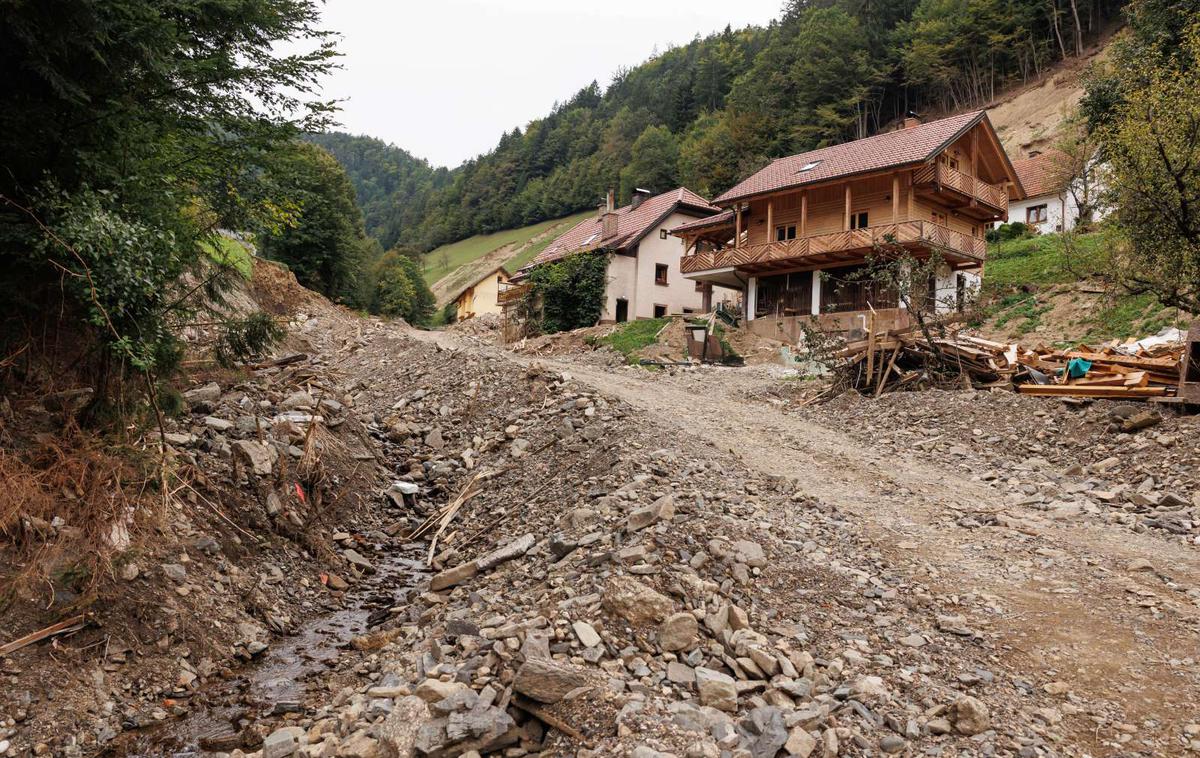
[734,205,742,248]
[844,184,852,231]
[800,192,808,238]
[766,199,774,243]
[970,128,979,178]
[907,171,915,221]
[892,175,900,223]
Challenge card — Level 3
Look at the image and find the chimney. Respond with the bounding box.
[602,188,618,238]
[904,111,922,130]
[631,187,651,210]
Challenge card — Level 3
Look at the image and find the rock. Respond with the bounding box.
[736,707,787,758]
[342,549,375,573]
[879,735,907,754]
[658,612,699,651]
[281,390,314,410]
[849,675,888,701]
[414,679,469,704]
[731,540,766,568]
[233,440,277,476]
[430,561,478,591]
[1127,558,1156,572]
[183,382,222,405]
[513,659,591,703]
[952,695,991,735]
[424,428,445,451]
[376,696,429,757]
[475,534,535,571]
[785,726,817,758]
[572,620,602,648]
[326,573,349,591]
[263,726,307,758]
[628,494,675,531]
[160,563,187,582]
[694,667,738,712]
[1121,410,1162,433]
[203,416,233,431]
[602,576,673,625]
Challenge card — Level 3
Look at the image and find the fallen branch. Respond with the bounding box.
[511,695,586,741]
[1,614,88,656]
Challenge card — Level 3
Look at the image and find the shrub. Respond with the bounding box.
[527,252,609,333]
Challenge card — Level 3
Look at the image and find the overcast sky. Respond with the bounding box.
[312,0,783,168]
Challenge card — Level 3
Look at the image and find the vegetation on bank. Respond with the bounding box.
[421,210,592,286]
[595,318,671,361]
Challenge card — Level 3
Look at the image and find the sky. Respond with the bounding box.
[310,0,783,168]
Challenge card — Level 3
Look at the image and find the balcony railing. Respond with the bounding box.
[913,163,1008,213]
[679,221,986,275]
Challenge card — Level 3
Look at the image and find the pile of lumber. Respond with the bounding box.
[833,324,1185,401]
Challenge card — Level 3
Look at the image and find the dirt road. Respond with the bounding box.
[517,354,1200,751]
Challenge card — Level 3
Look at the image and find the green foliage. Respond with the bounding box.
[1089,14,1200,312]
[257,141,374,307]
[316,0,1122,255]
[371,251,436,325]
[986,221,1033,243]
[214,313,285,368]
[421,211,592,285]
[441,301,458,326]
[202,236,254,280]
[527,253,609,334]
[596,318,671,362]
[0,0,336,393]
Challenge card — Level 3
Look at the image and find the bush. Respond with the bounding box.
[527,252,609,333]
[986,221,1034,243]
[371,250,436,324]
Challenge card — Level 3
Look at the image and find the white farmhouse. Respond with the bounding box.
[515,188,721,322]
[1006,150,1106,234]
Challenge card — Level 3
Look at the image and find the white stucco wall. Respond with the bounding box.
[1008,193,1076,235]
[932,269,981,314]
[601,210,708,321]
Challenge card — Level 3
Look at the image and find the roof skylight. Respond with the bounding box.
[798,160,822,172]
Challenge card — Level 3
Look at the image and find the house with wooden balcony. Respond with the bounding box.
[672,111,1024,342]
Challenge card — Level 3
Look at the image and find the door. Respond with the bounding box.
[615,298,629,323]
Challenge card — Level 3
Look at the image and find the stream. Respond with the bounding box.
[105,542,430,757]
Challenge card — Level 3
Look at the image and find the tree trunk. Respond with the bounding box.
[1068,0,1084,55]
[1049,0,1068,60]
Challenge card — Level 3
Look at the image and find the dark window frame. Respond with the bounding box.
[775,224,797,242]
[654,263,669,286]
[1027,204,1048,224]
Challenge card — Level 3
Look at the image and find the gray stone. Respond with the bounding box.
[183,382,222,405]
[425,427,445,451]
[572,621,602,648]
[430,561,478,591]
[513,659,591,704]
[627,494,675,531]
[879,735,907,754]
[233,440,277,476]
[952,695,991,735]
[785,726,817,758]
[262,726,306,758]
[160,563,187,583]
[475,534,534,571]
[735,707,787,758]
[343,548,375,573]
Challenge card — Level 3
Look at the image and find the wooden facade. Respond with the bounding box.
[673,114,1023,334]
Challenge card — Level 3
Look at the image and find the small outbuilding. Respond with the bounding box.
[452,265,510,321]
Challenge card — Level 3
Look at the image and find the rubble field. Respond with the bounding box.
[3,273,1199,758]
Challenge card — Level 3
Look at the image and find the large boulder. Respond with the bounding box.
[513,659,591,703]
[602,576,673,626]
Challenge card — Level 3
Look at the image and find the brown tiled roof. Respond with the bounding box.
[1011,150,1067,198]
[714,111,993,205]
[519,188,719,272]
[670,208,735,234]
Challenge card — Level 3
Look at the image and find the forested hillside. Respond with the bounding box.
[320,0,1125,253]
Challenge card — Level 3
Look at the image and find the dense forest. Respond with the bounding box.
[319,0,1127,252]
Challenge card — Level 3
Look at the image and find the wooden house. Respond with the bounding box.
[672,111,1025,342]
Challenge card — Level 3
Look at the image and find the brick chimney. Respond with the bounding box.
[903,111,922,129]
[630,187,651,210]
[602,188,618,238]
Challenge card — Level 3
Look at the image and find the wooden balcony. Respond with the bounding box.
[913,163,1007,218]
[680,221,986,276]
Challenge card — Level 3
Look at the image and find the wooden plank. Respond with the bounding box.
[1017,385,1168,398]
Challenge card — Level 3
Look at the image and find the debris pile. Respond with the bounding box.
[829,324,1188,401]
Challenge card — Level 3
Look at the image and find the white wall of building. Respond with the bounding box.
[601,210,708,321]
[1008,193,1078,235]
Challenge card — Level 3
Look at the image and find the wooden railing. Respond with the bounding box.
[497,282,531,305]
[679,221,986,274]
[913,163,1007,212]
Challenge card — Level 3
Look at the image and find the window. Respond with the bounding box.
[798,160,822,172]
[659,229,669,239]
[654,264,669,285]
[695,280,706,292]
[931,211,948,226]
[850,211,869,230]
[820,264,899,313]
[615,298,629,323]
[653,304,667,318]
[1027,204,1048,224]
[948,158,960,171]
[775,225,797,241]
[682,307,696,315]
[756,271,812,318]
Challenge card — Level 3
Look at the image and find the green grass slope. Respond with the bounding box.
[422,211,592,287]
